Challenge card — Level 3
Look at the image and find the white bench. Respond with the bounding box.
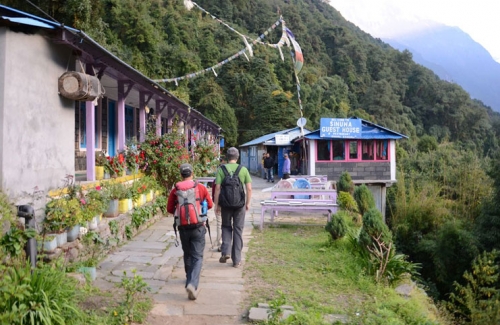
[259,199,338,230]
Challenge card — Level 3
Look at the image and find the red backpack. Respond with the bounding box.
[174,180,204,228]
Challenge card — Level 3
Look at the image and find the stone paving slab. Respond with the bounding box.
[149,303,184,316]
[94,176,272,321]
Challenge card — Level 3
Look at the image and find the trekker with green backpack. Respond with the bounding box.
[213,147,252,268]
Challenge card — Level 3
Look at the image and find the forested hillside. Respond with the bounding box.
[7,0,500,151]
[7,0,500,322]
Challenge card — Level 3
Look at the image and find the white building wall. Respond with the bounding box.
[308,139,316,175]
[390,140,396,181]
[0,28,75,207]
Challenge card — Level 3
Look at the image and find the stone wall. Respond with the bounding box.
[43,206,165,263]
[315,162,391,181]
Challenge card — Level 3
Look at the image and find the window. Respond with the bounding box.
[317,140,331,161]
[332,141,345,160]
[349,141,358,159]
[79,102,100,149]
[362,140,374,161]
[315,139,389,162]
[376,140,388,160]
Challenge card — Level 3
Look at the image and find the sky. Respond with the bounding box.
[328,0,500,62]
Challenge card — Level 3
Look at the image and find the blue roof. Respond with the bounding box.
[0,5,79,32]
[304,118,408,140]
[240,127,312,147]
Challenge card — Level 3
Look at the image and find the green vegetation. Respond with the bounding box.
[5,0,500,323]
[353,184,376,216]
[246,225,441,324]
[338,171,355,194]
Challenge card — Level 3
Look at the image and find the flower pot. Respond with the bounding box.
[146,191,153,202]
[95,166,104,180]
[50,231,67,247]
[78,266,97,281]
[104,199,119,218]
[88,215,99,230]
[66,225,80,242]
[40,236,57,252]
[119,199,129,214]
[133,196,142,208]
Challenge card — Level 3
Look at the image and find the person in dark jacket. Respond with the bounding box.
[263,153,274,183]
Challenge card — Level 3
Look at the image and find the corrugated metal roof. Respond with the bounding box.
[305,118,408,140]
[1,16,55,29]
[240,127,312,147]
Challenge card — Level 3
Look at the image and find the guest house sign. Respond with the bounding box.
[319,118,362,138]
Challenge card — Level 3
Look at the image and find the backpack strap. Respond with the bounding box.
[233,165,243,178]
[221,165,230,177]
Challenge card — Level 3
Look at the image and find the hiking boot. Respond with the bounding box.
[186,284,198,300]
[219,255,230,263]
[233,262,242,268]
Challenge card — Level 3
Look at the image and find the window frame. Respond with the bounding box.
[79,101,101,151]
[315,139,389,162]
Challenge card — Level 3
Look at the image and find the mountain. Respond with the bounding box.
[383,24,500,112]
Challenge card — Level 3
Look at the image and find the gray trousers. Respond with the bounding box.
[179,226,206,290]
[221,206,246,265]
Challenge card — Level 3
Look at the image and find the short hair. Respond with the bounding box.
[226,147,239,161]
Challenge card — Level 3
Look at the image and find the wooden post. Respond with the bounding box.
[86,64,96,181]
[117,81,126,152]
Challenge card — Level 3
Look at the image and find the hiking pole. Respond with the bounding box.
[206,218,213,248]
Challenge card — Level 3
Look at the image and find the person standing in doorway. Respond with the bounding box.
[264,153,274,183]
[262,153,267,180]
[282,153,291,179]
[214,147,252,268]
[167,163,213,300]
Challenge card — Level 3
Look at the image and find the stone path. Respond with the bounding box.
[94,176,272,324]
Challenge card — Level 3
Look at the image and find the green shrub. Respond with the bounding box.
[359,208,392,250]
[449,250,500,324]
[417,135,438,153]
[325,213,348,240]
[337,191,359,213]
[338,171,354,194]
[0,191,16,234]
[0,262,85,325]
[353,184,376,216]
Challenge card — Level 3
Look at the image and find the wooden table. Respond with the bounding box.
[289,175,328,182]
[271,188,337,201]
[258,188,339,230]
[195,177,215,187]
[260,199,338,230]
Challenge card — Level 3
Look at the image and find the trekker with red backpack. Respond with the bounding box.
[167,163,213,300]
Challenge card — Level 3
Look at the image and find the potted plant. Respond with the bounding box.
[44,197,80,247]
[130,179,147,208]
[117,184,132,214]
[78,231,104,281]
[125,139,140,175]
[102,181,124,218]
[95,151,108,180]
[84,185,109,230]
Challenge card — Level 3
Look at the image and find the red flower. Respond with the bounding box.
[96,186,101,191]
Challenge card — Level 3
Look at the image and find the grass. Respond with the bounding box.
[245,224,447,324]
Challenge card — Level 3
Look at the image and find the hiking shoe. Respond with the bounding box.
[219,255,230,263]
[233,262,242,268]
[186,284,198,300]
